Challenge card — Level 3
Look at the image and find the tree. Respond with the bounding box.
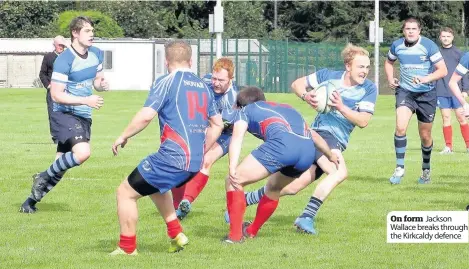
[0,1,67,37]
[78,1,215,39]
[380,20,403,44]
[222,1,269,39]
[55,10,124,38]
[158,1,210,39]
[0,1,464,43]
[78,1,168,38]
[380,1,464,42]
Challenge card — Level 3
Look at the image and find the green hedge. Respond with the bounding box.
[56,10,124,39]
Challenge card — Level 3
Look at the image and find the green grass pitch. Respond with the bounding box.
[0,89,467,268]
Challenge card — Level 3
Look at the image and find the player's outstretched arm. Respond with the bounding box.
[204,114,224,154]
[112,107,157,156]
[228,121,248,187]
[50,81,103,109]
[119,107,157,139]
[449,73,467,107]
[309,129,338,167]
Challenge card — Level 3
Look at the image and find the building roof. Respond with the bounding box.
[93,38,269,53]
[0,38,269,54]
[0,38,70,53]
[194,39,269,54]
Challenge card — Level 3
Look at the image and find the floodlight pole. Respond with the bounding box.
[274,0,277,29]
[216,0,223,59]
[374,0,380,93]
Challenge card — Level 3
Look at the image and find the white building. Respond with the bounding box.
[0,38,268,90]
[0,38,198,90]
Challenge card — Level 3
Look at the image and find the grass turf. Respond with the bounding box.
[0,89,467,269]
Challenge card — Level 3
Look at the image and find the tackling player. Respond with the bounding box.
[223,86,338,243]
[110,41,224,255]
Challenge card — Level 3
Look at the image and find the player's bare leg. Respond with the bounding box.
[295,150,346,234]
[200,143,225,176]
[279,152,340,197]
[310,150,347,201]
[111,178,142,256]
[149,192,189,253]
[116,179,141,237]
[71,141,92,163]
[277,167,317,196]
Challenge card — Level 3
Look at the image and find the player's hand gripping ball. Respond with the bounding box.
[313,81,339,113]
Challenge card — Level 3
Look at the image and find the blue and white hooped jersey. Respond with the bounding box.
[455,52,469,77]
[306,68,377,148]
[145,68,218,172]
[51,46,104,119]
[232,101,310,141]
[387,37,443,93]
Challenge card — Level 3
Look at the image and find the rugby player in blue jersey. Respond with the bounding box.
[435,27,469,154]
[385,18,447,185]
[236,44,376,235]
[110,41,224,254]
[223,87,338,242]
[172,58,238,220]
[449,47,469,116]
[20,16,109,213]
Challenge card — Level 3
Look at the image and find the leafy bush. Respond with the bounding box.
[56,10,124,39]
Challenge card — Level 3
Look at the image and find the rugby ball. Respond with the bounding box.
[313,81,338,113]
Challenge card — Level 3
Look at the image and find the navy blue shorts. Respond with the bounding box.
[51,112,91,151]
[135,155,196,194]
[251,132,316,178]
[313,130,345,180]
[215,132,232,156]
[395,87,437,123]
[313,130,345,162]
[437,96,462,109]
